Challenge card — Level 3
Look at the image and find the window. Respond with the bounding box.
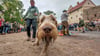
[87,18,89,20]
[88,3,90,5]
[71,17,73,19]
[77,9,79,12]
[76,15,78,18]
[81,14,83,16]
[94,14,97,17]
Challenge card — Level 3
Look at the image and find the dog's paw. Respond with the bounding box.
[40,52,47,56]
[32,42,39,46]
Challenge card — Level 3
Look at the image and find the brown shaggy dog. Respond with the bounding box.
[34,15,58,56]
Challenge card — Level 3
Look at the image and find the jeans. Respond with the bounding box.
[26,19,37,38]
[2,26,5,33]
[5,27,9,33]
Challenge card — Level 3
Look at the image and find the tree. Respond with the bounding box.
[0,5,4,12]
[44,10,56,15]
[2,0,24,24]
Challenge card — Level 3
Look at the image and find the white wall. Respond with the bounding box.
[68,8,83,24]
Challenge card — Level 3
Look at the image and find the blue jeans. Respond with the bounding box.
[26,19,37,38]
[2,26,5,33]
[5,27,9,33]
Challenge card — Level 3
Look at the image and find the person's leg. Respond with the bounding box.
[67,28,70,35]
[14,27,16,33]
[5,27,8,33]
[6,27,9,33]
[62,25,65,35]
[0,27,1,34]
[32,19,37,42]
[99,26,100,31]
[61,21,65,35]
[2,26,5,34]
[66,21,70,36]
[16,28,18,33]
[26,19,31,41]
[79,27,82,32]
[32,26,37,38]
[82,26,85,33]
[8,27,11,33]
[63,26,66,35]
[1,26,3,33]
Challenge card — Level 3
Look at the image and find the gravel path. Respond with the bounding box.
[0,32,100,56]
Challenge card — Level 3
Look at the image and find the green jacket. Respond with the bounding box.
[24,6,39,20]
[79,19,84,26]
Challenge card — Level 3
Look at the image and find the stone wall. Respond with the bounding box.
[83,6,100,21]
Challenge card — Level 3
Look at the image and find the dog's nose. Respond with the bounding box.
[43,26,52,33]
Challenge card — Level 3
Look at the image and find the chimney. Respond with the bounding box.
[68,5,73,10]
[77,2,80,5]
[70,5,72,8]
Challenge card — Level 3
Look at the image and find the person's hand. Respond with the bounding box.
[34,13,37,16]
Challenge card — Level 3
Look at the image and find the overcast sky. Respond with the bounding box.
[21,0,100,23]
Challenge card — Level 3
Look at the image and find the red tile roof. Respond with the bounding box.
[68,0,95,13]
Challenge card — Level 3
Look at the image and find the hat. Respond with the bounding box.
[30,0,34,2]
[63,10,67,12]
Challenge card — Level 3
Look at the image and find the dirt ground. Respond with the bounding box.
[0,32,100,56]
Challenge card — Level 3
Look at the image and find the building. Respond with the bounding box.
[83,5,100,21]
[68,0,96,24]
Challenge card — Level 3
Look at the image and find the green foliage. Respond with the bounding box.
[0,5,4,11]
[1,0,24,25]
[44,10,56,15]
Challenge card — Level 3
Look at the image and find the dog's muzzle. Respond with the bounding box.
[43,26,52,33]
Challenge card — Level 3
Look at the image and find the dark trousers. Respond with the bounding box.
[14,28,18,33]
[0,26,3,33]
[26,19,37,38]
[62,21,70,35]
[0,26,2,33]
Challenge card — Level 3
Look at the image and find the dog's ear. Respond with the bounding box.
[40,15,45,23]
[50,15,58,27]
[38,16,45,27]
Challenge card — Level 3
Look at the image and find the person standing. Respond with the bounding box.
[0,18,2,34]
[13,21,18,33]
[5,22,9,34]
[1,18,5,34]
[24,0,39,41]
[78,18,85,33]
[61,10,70,36]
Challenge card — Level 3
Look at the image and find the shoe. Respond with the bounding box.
[31,38,35,42]
[82,31,85,33]
[27,38,31,41]
[67,34,71,36]
[2,33,5,35]
[64,34,67,35]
